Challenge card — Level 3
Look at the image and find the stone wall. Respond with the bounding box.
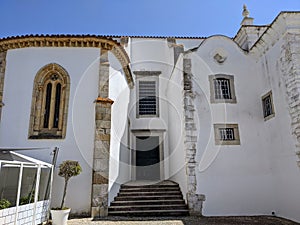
[0,51,7,120]
[91,49,113,217]
[280,33,300,168]
[183,58,205,215]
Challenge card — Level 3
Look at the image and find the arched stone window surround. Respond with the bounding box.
[29,63,70,139]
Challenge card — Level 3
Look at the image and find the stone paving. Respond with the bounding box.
[67,216,299,225]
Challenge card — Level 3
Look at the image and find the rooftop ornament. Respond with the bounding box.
[242,4,250,18]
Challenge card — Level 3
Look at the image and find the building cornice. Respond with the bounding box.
[233,25,269,50]
[0,34,133,88]
[249,12,300,57]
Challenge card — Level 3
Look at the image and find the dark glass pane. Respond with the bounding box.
[43,83,52,128]
[53,83,61,128]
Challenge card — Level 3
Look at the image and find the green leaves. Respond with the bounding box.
[0,199,11,209]
[58,160,82,209]
[58,160,82,179]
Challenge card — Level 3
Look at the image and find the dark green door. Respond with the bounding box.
[136,136,160,180]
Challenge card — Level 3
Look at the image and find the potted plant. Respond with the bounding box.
[51,160,82,225]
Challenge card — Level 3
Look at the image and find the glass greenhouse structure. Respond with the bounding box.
[0,150,53,225]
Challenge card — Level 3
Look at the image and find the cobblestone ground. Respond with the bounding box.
[67,216,299,225]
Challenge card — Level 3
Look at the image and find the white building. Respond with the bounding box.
[0,7,300,222]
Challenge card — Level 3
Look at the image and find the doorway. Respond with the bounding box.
[135,136,160,180]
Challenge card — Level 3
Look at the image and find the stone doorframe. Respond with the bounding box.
[130,129,166,181]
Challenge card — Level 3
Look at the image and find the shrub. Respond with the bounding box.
[58,160,82,209]
[0,199,11,210]
[19,191,35,205]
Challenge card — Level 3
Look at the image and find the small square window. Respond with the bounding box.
[262,91,275,121]
[219,128,235,141]
[214,124,240,145]
[209,75,237,104]
[214,78,231,99]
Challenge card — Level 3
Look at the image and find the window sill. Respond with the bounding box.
[29,134,64,140]
[264,113,275,121]
[215,140,241,145]
[210,98,237,104]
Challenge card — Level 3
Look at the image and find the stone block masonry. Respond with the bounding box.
[91,49,114,218]
[280,33,300,168]
[0,51,7,121]
[183,58,205,215]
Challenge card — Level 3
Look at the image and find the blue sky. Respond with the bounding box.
[0,0,299,38]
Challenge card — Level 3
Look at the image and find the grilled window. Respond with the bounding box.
[263,96,272,117]
[219,128,235,141]
[214,124,240,145]
[214,78,231,99]
[262,91,275,120]
[138,81,157,115]
[209,75,236,104]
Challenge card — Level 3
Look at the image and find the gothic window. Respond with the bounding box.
[262,91,275,121]
[214,124,240,145]
[29,63,70,139]
[209,74,237,103]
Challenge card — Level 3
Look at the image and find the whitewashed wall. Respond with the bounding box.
[190,36,277,216]
[128,38,175,180]
[166,55,187,198]
[256,34,300,222]
[0,47,100,215]
[108,52,131,203]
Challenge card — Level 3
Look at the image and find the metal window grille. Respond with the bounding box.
[214,78,231,99]
[139,81,157,115]
[263,95,273,117]
[219,128,235,141]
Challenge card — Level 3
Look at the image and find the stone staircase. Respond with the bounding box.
[108,180,189,216]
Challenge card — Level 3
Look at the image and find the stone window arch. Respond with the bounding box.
[29,63,70,139]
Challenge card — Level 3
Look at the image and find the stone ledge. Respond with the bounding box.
[95,97,114,104]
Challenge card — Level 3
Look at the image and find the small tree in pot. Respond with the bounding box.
[51,160,82,225]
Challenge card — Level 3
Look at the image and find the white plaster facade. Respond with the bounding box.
[0,10,300,222]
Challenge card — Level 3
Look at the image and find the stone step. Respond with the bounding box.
[120,187,180,192]
[114,195,184,201]
[118,191,182,197]
[109,180,189,217]
[108,209,189,217]
[109,204,188,211]
[121,184,179,189]
[110,199,185,206]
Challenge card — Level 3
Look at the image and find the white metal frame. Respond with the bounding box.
[0,151,53,225]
